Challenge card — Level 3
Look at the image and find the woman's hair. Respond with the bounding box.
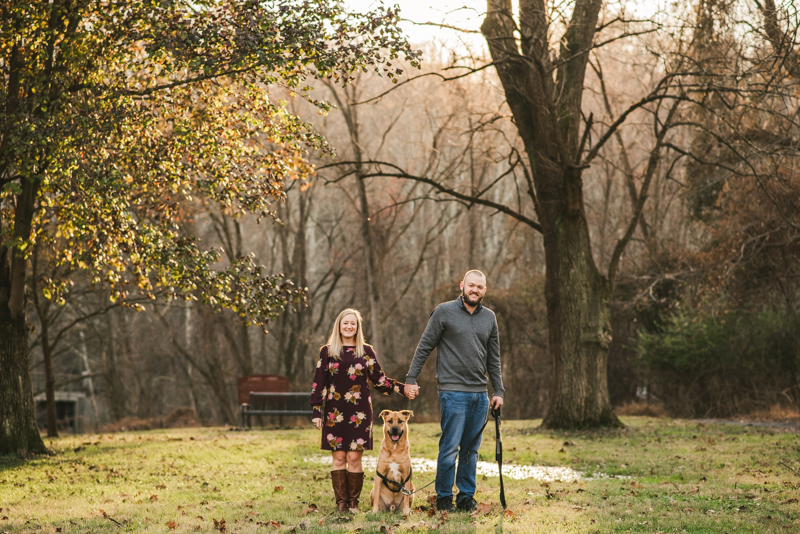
[325,308,367,360]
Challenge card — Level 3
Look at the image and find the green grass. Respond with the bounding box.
[1,417,798,533]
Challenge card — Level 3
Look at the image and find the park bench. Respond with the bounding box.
[238,374,312,428]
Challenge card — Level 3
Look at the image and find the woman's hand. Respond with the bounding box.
[312,418,322,430]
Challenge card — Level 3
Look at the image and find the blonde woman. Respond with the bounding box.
[310,309,412,513]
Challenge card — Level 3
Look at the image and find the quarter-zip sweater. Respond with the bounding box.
[406,296,504,397]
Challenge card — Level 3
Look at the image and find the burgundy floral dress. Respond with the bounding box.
[310,345,406,451]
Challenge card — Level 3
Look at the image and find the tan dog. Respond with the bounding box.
[370,410,415,513]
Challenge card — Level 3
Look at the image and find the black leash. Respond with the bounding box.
[493,407,506,510]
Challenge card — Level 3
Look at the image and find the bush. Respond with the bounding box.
[638,304,800,417]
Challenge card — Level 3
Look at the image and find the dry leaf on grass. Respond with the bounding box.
[150,494,158,501]
[301,504,318,515]
[503,509,516,520]
[274,485,285,492]
[213,518,227,532]
[167,520,177,530]
[469,503,492,518]
[155,483,167,489]
[379,526,394,534]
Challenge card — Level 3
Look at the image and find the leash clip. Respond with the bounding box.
[400,487,413,496]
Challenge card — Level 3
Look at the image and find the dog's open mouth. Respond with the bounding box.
[390,431,403,442]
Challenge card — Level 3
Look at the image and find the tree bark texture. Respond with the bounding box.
[482,0,620,428]
[0,308,48,456]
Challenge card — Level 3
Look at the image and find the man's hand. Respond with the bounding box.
[490,396,504,410]
[312,418,322,430]
[405,384,420,400]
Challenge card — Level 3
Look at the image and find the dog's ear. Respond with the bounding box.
[379,409,391,420]
[400,410,414,419]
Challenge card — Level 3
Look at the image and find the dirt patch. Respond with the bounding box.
[101,407,201,433]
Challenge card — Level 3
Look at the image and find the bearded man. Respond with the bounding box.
[404,270,504,512]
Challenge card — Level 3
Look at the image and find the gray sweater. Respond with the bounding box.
[406,297,504,397]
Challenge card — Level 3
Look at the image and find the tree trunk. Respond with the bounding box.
[540,214,618,427]
[0,309,48,456]
[31,247,58,437]
[481,0,621,428]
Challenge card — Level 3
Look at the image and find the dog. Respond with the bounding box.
[370,409,415,513]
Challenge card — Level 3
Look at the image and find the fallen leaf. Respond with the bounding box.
[470,502,493,518]
[427,509,436,517]
[317,518,325,526]
[439,511,448,522]
[503,509,516,520]
[155,483,167,489]
[213,517,227,532]
[56,528,62,533]
[682,507,696,512]
[150,495,158,501]
[783,498,799,504]
[274,486,284,492]
[167,520,177,530]
[301,504,318,515]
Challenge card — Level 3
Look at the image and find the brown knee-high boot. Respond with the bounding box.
[346,471,365,513]
[331,470,349,512]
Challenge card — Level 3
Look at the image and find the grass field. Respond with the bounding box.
[1,417,798,533]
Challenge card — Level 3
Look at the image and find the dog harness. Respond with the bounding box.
[376,467,413,495]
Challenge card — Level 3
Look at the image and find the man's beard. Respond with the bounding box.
[462,289,483,306]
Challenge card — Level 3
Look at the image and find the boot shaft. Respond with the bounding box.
[330,470,349,513]
[345,471,365,513]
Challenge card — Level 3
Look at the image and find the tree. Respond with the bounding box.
[0,0,418,456]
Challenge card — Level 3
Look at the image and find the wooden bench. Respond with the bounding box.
[237,375,312,428]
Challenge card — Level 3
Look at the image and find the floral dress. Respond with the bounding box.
[310,344,406,451]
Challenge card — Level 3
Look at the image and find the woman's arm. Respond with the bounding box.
[310,346,329,422]
[366,347,406,397]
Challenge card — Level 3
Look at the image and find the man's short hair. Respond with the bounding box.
[462,269,487,284]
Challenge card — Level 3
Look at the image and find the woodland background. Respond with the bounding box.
[26,0,800,431]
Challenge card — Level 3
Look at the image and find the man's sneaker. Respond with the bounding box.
[436,496,454,512]
[455,496,477,512]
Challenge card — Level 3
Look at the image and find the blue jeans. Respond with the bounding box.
[435,391,489,501]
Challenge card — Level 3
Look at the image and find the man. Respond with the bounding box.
[404,270,504,512]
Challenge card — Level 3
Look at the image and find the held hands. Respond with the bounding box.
[312,418,322,430]
[404,384,420,400]
[490,396,504,410]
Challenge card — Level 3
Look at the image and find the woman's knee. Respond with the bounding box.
[332,451,346,469]
[346,451,363,464]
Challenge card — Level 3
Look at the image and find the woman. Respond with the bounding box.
[310,309,414,513]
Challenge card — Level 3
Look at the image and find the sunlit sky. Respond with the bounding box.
[345,0,490,48]
[343,0,662,48]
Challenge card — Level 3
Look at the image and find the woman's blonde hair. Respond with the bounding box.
[326,308,367,360]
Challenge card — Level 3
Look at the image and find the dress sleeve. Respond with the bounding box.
[365,346,405,397]
[310,346,329,420]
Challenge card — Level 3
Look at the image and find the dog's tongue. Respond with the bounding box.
[391,434,400,441]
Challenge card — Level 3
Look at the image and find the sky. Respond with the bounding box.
[344,0,489,48]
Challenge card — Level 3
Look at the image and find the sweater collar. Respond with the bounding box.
[457,295,482,314]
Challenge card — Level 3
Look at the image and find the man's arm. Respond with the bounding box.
[406,306,445,386]
[487,316,504,402]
